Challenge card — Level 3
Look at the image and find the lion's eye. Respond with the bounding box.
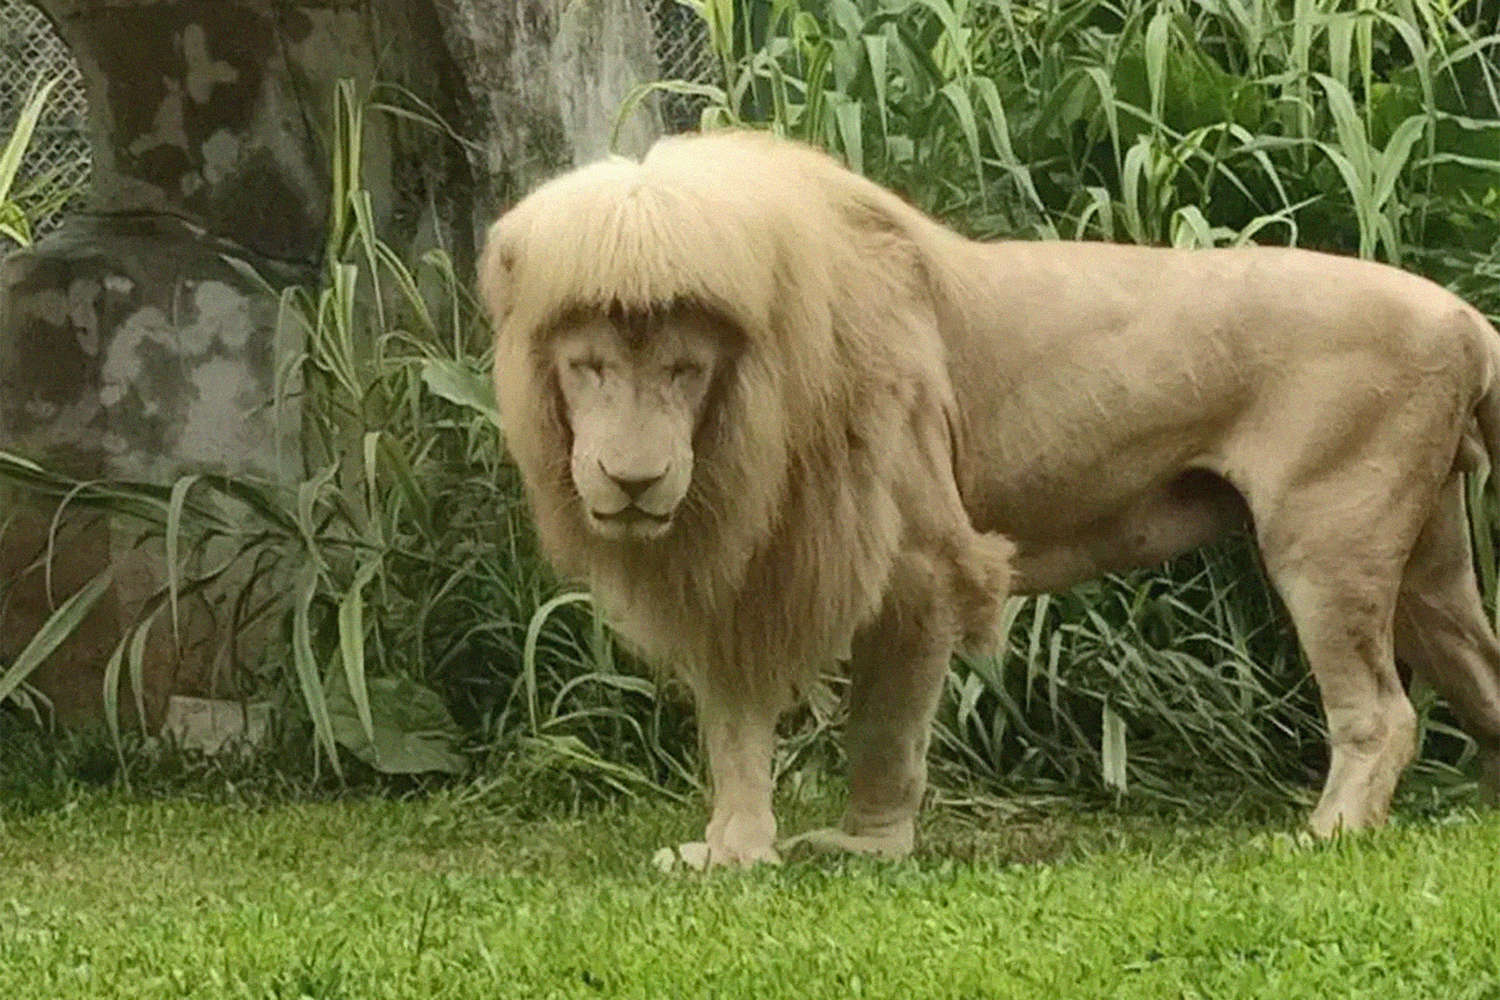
[569,358,605,378]
[668,361,704,382]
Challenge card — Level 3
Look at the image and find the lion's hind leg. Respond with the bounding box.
[1395,474,1500,799]
[1253,485,1424,836]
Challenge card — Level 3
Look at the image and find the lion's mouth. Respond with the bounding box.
[591,506,672,530]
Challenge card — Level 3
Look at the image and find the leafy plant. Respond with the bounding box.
[0,82,697,796]
[649,1,1500,290]
[639,0,1500,801]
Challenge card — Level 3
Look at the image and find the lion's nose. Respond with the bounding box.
[599,460,666,501]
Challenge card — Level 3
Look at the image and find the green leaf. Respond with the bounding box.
[862,33,889,145]
[337,556,383,746]
[0,570,112,707]
[125,609,152,737]
[420,359,502,432]
[1315,143,1367,223]
[326,674,466,775]
[973,77,1046,213]
[1371,114,1428,213]
[100,628,130,781]
[1144,10,1170,127]
[291,563,342,779]
[373,434,436,543]
[0,76,61,206]
[0,208,32,248]
[1119,136,1155,244]
[523,592,594,735]
[1075,186,1116,241]
[165,474,203,645]
[939,81,985,199]
[295,464,339,569]
[1080,66,1122,170]
[831,94,863,175]
[1170,205,1219,248]
[1326,12,1353,92]
[910,0,971,74]
[1314,73,1373,183]
[1102,703,1128,794]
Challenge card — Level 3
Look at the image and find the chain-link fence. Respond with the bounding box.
[648,0,718,134]
[0,0,90,256]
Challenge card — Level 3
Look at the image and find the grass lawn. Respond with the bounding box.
[3,785,1499,1000]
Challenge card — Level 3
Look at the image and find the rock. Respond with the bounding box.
[0,0,667,726]
[0,214,304,725]
[161,695,271,756]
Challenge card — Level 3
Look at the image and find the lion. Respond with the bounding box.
[481,130,1500,866]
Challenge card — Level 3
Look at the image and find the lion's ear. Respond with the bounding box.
[476,218,514,327]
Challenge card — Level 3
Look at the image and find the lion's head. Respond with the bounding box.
[479,131,1010,700]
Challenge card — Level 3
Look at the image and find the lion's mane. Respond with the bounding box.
[480,131,1011,704]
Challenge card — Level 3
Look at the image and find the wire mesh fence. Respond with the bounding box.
[0,0,90,256]
[648,0,718,134]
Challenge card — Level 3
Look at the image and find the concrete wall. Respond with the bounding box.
[0,0,663,724]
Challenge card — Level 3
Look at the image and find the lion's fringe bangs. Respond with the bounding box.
[497,153,809,342]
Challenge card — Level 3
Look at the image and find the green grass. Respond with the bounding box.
[4,787,1499,999]
[7,0,1500,812]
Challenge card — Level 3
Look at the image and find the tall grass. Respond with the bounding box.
[643,0,1500,802]
[659,0,1500,294]
[0,82,697,800]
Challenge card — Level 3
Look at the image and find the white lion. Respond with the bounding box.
[482,130,1500,865]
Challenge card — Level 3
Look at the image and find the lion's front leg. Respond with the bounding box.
[659,683,783,870]
[782,553,956,861]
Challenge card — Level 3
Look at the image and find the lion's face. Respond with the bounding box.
[550,309,730,541]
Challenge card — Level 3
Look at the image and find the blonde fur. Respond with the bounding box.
[480,131,1013,714]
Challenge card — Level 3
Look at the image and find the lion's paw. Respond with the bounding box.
[779,826,913,861]
[650,841,780,873]
[651,842,709,873]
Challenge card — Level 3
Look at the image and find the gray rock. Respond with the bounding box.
[1,0,666,724]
